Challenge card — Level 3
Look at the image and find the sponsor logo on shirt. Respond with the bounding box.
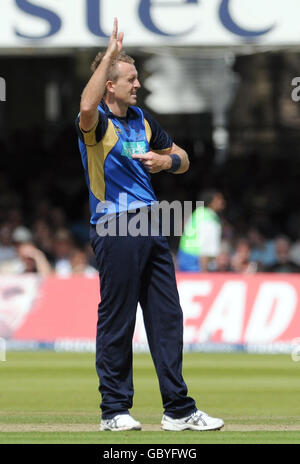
[121,141,146,159]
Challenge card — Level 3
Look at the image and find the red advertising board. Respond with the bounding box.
[1,273,300,351]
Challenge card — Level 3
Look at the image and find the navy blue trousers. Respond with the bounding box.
[90,215,196,420]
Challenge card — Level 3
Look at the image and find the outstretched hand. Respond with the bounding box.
[106,18,124,59]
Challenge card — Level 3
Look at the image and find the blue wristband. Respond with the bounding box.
[166,154,181,173]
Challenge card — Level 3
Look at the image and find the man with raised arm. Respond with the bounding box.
[76,18,224,432]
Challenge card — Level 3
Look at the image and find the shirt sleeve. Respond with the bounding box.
[75,110,108,146]
[142,109,173,152]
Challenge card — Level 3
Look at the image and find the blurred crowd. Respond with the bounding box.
[174,189,300,274]
[1,125,300,277]
[1,121,300,277]
[0,204,98,277]
[192,226,300,274]
[1,202,300,277]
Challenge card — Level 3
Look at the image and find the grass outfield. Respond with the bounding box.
[0,351,300,444]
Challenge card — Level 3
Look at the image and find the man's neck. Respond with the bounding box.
[104,98,128,118]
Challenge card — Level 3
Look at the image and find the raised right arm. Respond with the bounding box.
[79,18,124,132]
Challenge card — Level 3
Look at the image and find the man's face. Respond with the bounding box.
[110,62,141,106]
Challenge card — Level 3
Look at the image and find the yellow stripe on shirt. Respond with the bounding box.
[86,119,118,201]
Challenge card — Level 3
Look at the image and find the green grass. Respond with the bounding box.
[1,431,300,444]
[0,351,300,443]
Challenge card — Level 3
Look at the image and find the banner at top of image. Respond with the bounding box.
[0,0,299,48]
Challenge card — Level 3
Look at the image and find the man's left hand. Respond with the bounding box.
[131,152,172,174]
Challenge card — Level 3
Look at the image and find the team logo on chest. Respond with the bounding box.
[121,141,147,159]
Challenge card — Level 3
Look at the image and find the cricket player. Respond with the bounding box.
[76,18,224,432]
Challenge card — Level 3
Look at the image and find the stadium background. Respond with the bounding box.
[1,0,300,446]
[1,3,300,357]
